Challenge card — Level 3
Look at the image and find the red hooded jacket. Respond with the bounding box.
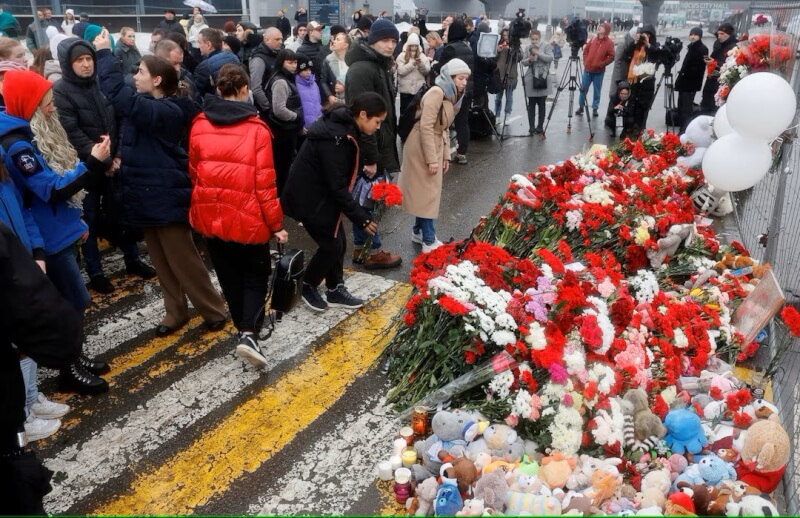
[582,28,616,73]
[189,96,283,244]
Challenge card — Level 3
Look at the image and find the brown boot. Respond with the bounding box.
[364,250,402,270]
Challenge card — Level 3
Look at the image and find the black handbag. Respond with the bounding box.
[270,243,305,316]
[532,73,548,90]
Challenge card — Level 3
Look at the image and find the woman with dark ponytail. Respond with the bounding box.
[189,63,287,368]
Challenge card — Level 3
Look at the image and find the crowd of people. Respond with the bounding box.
[0,6,741,512]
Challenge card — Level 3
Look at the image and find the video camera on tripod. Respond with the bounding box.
[564,18,588,58]
[654,36,683,73]
[508,8,529,50]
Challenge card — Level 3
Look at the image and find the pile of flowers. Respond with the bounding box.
[716,32,794,105]
[384,130,793,457]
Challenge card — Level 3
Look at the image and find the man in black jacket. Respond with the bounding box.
[0,223,82,514]
[675,27,709,132]
[298,21,325,81]
[53,40,155,294]
[158,9,186,38]
[434,19,474,164]
[344,18,402,270]
[250,27,283,116]
[701,22,736,113]
[276,9,292,40]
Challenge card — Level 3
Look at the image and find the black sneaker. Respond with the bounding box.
[79,353,110,375]
[235,334,268,367]
[326,284,364,309]
[302,283,328,312]
[575,108,584,116]
[126,259,156,279]
[88,274,114,294]
[59,362,109,395]
[592,108,599,118]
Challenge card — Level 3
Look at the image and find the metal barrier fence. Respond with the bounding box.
[723,2,800,514]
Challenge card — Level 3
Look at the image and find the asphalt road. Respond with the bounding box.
[31,28,701,515]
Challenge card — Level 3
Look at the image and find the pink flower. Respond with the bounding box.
[529,394,542,421]
[549,363,569,384]
[562,393,574,407]
[598,278,617,298]
[506,413,519,427]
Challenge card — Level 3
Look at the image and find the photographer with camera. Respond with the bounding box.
[608,24,659,138]
[575,22,615,118]
[675,27,708,132]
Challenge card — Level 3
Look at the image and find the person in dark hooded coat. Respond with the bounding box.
[615,24,660,137]
[700,22,737,113]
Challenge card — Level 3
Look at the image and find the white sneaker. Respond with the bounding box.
[30,392,70,419]
[422,240,444,253]
[411,229,424,244]
[24,414,61,441]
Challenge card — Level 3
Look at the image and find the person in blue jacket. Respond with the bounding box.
[0,69,111,395]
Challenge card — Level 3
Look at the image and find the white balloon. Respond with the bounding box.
[713,104,734,138]
[702,133,773,192]
[726,72,797,140]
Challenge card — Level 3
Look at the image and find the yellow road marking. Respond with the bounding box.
[93,283,412,515]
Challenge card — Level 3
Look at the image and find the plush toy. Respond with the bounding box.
[585,469,621,507]
[725,495,779,517]
[697,370,738,397]
[455,498,485,516]
[668,453,689,481]
[435,480,464,516]
[483,424,518,458]
[473,469,509,512]
[622,389,667,451]
[516,454,540,477]
[642,468,672,497]
[678,115,714,169]
[601,494,637,515]
[735,415,790,493]
[472,452,492,474]
[413,410,472,481]
[752,399,779,420]
[665,491,697,516]
[566,454,622,491]
[638,487,666,509]
[677,483,714,515]
[406,477,439,516]
[539,452,576,490]
[647,223,695,268]
[697,453,737,486]
[562,492,594,515]
[665,408,708,455]
[482,459,517,475]
[636,505,665,516]
[505,491,562,516]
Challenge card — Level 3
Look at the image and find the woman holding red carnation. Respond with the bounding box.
[398,59,470,253]
[281,92,385,312]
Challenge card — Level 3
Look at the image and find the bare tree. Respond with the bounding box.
[640,0,665,26]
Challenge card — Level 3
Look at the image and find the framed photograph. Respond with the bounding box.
[732,269,786,345]
[478,32,500,59]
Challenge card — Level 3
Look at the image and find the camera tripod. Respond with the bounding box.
[543,48,594,140]
[650,68,677,132]
[496,43,529,142]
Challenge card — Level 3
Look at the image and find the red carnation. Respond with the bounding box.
[403,312,416,327]
[781,306,800,337]
[733,411,752,428]
[438,295,470,316]
[369,182,403,206]
[652,394,669,420]
[579,315,603,349]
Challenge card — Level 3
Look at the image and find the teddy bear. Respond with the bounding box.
[647,223,695,268]
[505,491,562,516]
[697,453,737,486]
[735,414,791,493]
[566,454,622,491]
[725,495,779,517]
[584,469,621,507]
[665,408,708,455]
[622,389,667,452]
[455,498,485,516]
[539,452,576,490]
[698,370,738,397]
[678,115,714,170]
[752,398,779,419]
[412,410,471,481]
[508,472,546,495]
[439,452,478,500]
[676,483,713,515]
[472,452,492,474]
[706,481,762,516]
[406,477,439,516]
[642,468,672,497]
[482,424,518,458]
[473,468,509,512]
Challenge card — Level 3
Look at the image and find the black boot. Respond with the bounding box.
[80,353,110,375]
[126,259,156,279]
[59,362,109,395]
[88,274,114,294]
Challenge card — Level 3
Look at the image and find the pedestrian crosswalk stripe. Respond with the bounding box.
[90,282,412,515]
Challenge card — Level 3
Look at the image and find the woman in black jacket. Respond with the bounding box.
[700,23,737,113]
[675,27,709,132]
[615,24,660,138]
[281,93,385,313]
[266,49,303,195]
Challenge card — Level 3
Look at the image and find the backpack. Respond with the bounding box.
[397,84,443,143]
[552,42,563,60]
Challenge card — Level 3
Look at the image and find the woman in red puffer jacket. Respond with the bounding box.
[189,63,288,369]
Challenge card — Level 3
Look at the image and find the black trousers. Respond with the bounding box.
[677,90,697,133]
[526,96,546,131]
[206,238,271,334]
[453,93,472,154]
[272,129,298,196]
[399,93,415,117]
[700,76,720,113]
[303,221,346,290]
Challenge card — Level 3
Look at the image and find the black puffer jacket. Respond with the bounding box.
[239,31,263,71]
[434,20,475,97]
[345,42,399,171]
[53,39,118,170]
[675,39,709,92]
[281,107,370,234]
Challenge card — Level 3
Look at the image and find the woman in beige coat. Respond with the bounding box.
[398,59,471,253]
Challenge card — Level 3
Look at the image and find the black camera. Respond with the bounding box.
[564,17,588,54]
[415,8,428,23]
[655,36,682,72]
[508,8,529,46]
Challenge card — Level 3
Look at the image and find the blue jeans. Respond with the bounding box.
[352,208,382,251]
[578,70,605,110]
[81,190,140,278]
[20,357,37,417]
[495,86,514,117]
[413,218,436,245]
[46,244,91,318]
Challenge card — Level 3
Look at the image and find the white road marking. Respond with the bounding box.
[42,273,396,514]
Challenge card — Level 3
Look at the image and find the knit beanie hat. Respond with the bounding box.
[368,18,399,44]
[717,22,735,35]
[296,53,313,72]
[690,26,703,37]
[357,15,373,32]
[83,24,116,52]
[223,35,241,55]
[405,32,421,48]
[68,40,93,64]
[446,19,468,41]
[441,58,471,77]
[4,70,53,121]
[330,24,347,37]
